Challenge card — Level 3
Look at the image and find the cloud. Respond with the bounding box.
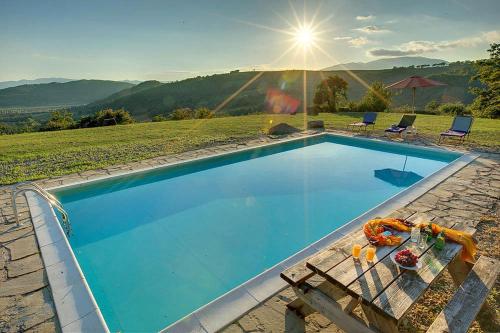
[333,36,353,40]
[332,36,374,47]
[354,25,390,33]
[368,30,499,57]
[356,15,375,21]
[483,30,500,43]
[385,19,399,24]
[369,49,418,57]
[348,37,371,47]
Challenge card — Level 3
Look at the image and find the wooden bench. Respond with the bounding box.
[281,212,482,333]
[427,255,499,333]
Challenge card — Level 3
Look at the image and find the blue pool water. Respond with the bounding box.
[53,135,460,332]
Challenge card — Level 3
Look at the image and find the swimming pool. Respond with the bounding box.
[49,135,461,332]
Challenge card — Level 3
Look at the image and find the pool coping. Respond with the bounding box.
[26,191,109,333]
[25,132,479,333]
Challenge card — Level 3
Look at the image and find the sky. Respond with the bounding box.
[0,0,499,82]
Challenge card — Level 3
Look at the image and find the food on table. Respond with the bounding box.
[394,249,418,267]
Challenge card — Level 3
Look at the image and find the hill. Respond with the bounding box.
[87,80,163,106]
[0,80,135,107]
[0,77,74,90]
[323,56,448,70]
[76,62,477,120]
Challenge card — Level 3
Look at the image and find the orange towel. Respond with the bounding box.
[363,218,411,246]
[421,222,477,263]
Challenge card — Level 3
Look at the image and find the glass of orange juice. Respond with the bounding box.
[366,245,376,262]
[352,244,362,259]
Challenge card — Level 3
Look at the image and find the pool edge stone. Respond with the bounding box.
[26,192,110,333]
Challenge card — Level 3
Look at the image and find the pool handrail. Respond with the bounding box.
[11,181,72,235]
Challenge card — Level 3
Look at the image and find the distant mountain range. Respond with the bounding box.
[0,80,134,107]
[1,62,478,124]
[323,56,449,71]
[0,78,74,90]
[0,78,142,90]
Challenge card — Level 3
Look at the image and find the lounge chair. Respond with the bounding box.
[347,112,377,131]
[439,115,474,144]
[385,114,416,137]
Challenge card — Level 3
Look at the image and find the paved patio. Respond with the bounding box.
[0,131,498,332]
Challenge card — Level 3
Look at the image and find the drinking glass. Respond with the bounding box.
[418,233,427,249]
[411,226,420,244]
[366,246,376,262]
[352,244,361,259]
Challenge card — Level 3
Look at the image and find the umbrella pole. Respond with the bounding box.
[412,87,416,113]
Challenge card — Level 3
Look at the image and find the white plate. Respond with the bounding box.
[390,251,422,270]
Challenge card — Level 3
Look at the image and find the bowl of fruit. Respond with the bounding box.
[390,249,422,270]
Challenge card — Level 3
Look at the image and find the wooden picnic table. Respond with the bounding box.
[281,213,475,333]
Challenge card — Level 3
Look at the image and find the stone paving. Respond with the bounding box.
[0,130,498,333]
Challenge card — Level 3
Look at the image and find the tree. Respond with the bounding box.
[313,75,348,112]
[21,117,41,132]
[194,107,214,119]
[170,108,194,120]
[78,109,134,128]
[44,110,75,131]
[94,108,134,125]
[359,81,392,112]
[469,43,499,118]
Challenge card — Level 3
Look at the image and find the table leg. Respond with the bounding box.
[292,286,376,333]
[361,304,399,333]
[285,296,316,333]
[447,255,473,287]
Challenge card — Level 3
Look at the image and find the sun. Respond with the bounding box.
[294,25,316,48]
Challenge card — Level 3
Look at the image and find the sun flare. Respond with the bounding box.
[294,25,316,48]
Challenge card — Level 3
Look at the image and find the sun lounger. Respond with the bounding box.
[385,114,416,136]
[347,112,377,131]
[439,116,474,144]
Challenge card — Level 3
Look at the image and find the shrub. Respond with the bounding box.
[152,115,167,122]
[346,102,359,112]
[78,115,98,128]
[437,102,467,115]
[307,106,319,116]
[77,109,134,128]
[194,107,214,119]
[354,102,372,113]
[94,108,134,125]
[44,110,75,131]
[391,105,414,113]
[170,108,194,120]
[0,123,17,135]
[425,100,440,114]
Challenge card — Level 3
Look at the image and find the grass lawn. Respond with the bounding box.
[1,112,499,184]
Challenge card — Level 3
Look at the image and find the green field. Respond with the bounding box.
[1,113,499,184]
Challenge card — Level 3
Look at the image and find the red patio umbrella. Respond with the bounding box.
[386,76,446,112]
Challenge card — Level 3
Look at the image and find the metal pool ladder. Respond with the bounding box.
[11,182,72,236]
